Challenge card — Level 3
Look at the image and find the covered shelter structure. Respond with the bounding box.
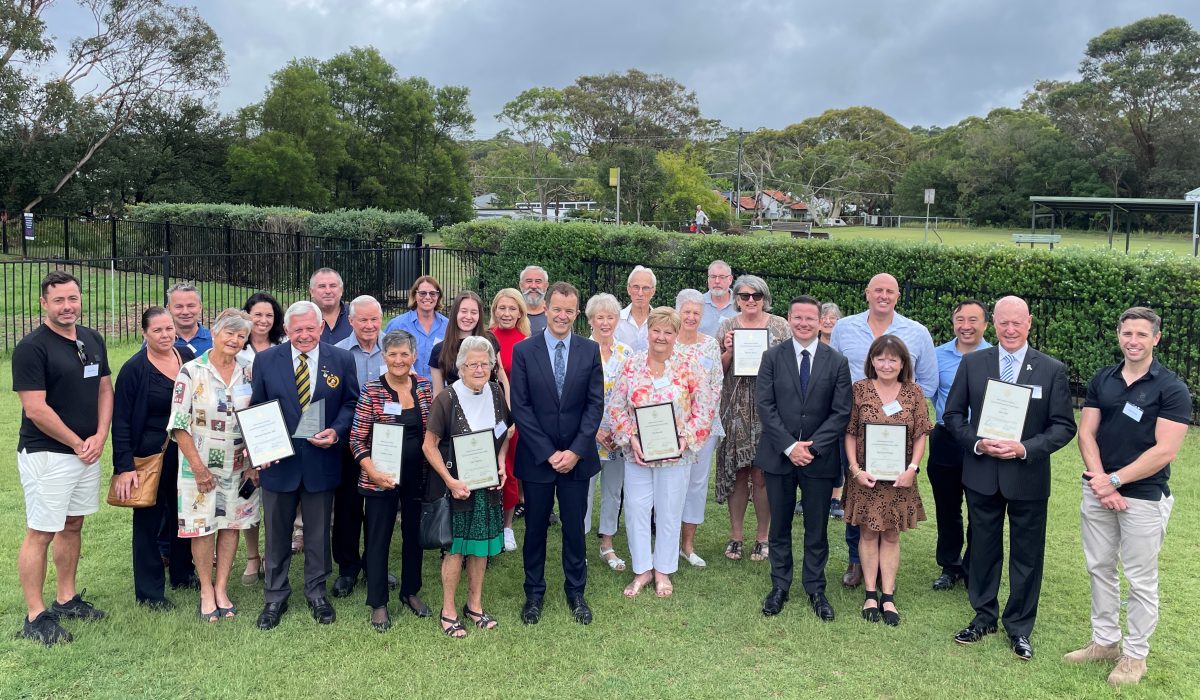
[1029,195,1200,256]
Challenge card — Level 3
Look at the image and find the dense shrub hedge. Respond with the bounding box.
[125,203,432,241]
[466,219,1200,408]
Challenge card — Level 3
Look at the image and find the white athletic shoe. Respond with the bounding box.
[503,528,518,552]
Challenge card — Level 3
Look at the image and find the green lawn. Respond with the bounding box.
[1,342,1197,699]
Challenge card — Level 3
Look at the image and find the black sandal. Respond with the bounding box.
[880,593,900,627]
[370,606,391,632]
[401,594,431,618]
[462,604,498,630]
[724,539,743,561]
[862,589,881,622]
[440,613,467,638]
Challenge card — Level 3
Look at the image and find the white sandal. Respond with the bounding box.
[599,547,626,571]
[680,550,707,568]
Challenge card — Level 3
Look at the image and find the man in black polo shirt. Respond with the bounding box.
[12,271,113,646]
[1069,307,1190,686]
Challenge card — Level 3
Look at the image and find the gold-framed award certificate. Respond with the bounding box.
[235,400,296,467]
[634,402,681,462]
[732,329,770,377]
[452,429,500,490]
[977,379,1032,442]
[864,423,908,481]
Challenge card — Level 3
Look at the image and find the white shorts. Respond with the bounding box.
[17,450,100,532]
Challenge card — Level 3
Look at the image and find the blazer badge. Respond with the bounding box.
[322,369,340,388]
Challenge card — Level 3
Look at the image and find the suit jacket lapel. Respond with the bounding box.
[279,349,303,414]
[786,341,806,403]
[1016,348,1040,385]
[530,334,560,407]
[984,346,1001,381]
[562,333,587,403]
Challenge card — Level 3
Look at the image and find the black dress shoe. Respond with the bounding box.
[401,594,432,618]
[932,572,963,591]
[387,573,398,591]
[568,595,592,625]
[762,587,789,616]
[842,563,863,588]
[521,597,543,625]
[953,621,998,645]
[809,592,835,622]
[307,597,336,624]
[1009,634,1034,660]
[331,575,356,598]
[370,607,391,632]
[171,574,201,591]
[257,601,288,630]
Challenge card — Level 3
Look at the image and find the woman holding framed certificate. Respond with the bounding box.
[348,330,434,632]
[421,336,511,637]
[607,308,717,598]
[714,275,790,562]
[843,335,931,627]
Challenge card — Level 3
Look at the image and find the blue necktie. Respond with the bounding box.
[554,340,566,398]
[799,349,811,398]
[1002,353,1016,383]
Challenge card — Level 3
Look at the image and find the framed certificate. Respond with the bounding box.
[634,402,681,462]
[292,398,325,439]
[452,429,500,490]
[371,423,405,484]
[732,329,770,377]
[235,400,296,467]
[864,423,907,481]
[977,379,1032,441]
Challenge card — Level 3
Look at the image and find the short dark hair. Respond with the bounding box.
[1118,306,1161,334]
[41,270,80,298]
[863,334,913,384]
[141,306,170,331]
[547,281,580,306]
[788,295,821,314]
[952,299,989,320]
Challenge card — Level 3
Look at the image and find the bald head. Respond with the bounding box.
[865,273,900,317]
[993,295,1032,352]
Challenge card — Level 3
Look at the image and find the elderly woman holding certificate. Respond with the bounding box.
[348,330,434,632]
[608,307,717,598]
[168,309,261,622]
[843,334,930,627]
[422,335,511,638]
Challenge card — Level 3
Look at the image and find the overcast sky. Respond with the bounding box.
[43,0,1200,137]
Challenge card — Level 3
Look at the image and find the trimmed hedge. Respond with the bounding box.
[467,219,1200,411]
[125,203,433,241]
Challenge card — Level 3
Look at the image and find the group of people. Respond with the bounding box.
[11,260,1186,687]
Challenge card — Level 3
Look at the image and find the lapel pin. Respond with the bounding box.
[1026,364,1032,371]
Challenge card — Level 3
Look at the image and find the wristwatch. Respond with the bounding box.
[907,463,920,474]
[1109,473,1122,488]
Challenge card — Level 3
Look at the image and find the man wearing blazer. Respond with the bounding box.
[755,296,852,619]
[510,281,605,625]
[250,301,360,630]
[944,296,1077,660]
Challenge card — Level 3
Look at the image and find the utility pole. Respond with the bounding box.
[734,129,746,224]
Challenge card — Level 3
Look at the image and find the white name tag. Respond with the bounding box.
[494,420,507,438]
[186,343,197,354]
[652,376,670,390]
[382,402,403,416]
[83,363,100,379]
[1123,402,1144,422]
[882,400,902,416]
[233,384,252,397]
[1030,385,1043,400]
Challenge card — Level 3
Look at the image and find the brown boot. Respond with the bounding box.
[842,563,863,588]
[1107,656,1147,686]
[1062,641,1120,664]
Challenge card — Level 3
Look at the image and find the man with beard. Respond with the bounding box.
[521,265,549,336]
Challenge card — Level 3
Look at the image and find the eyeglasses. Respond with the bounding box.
[707,274,732,280]
[736,292,765,301]
[415,290,440,298]
[464,362,491,371]
[75,339,87,365]
[629,285,655,294]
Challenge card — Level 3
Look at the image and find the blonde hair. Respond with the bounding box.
[647,306,681,333]
[490,288,530,336]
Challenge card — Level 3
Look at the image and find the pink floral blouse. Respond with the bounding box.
[607,348,718,466]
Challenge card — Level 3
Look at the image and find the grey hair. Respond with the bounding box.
[732,274,772,312]
[456,335,496,371]
[348,294,382,319]
[284,300,321,328]
[627,265,657,287]
[520,265,547,281]
[212,309,252,337]
[308,267,343,288]
[381,329,416,355]
[820,302,842,318]
[167,282,201,304]
[585,292,621,321]
[675,288,704,311]
[707,259,731,275]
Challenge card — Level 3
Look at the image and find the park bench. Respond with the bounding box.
[768,221,830,239]
[1012,233,1062,249]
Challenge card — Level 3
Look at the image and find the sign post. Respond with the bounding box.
[609,167,621,226]
[923,188,935,243]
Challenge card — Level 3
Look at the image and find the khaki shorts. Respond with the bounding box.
[17,450,100,532]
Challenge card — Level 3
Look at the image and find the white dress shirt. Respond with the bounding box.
[783,337,821,457]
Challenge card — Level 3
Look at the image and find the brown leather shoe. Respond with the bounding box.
[1108,655,1147,686]
[842,563,863,588]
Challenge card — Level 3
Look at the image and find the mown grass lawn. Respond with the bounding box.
[0,342,1196,699]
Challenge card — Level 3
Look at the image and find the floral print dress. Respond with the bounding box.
[607,348,717,466]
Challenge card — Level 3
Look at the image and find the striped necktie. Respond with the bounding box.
[1001,353,1016,383]
[296,353,311,409]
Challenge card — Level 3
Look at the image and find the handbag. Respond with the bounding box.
[419,493,452,550]
[107,438,168,508]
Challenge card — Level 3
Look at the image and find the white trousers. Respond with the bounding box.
[624,459,689,575]
[1080,482,1174,660]
[682,434,718,525]
[585,453,625,536]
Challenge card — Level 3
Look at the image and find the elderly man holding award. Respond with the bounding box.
[944,295,1076,661]
[607,307,717,598]
[245,300,361,631]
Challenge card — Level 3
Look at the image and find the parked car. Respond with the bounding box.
[822,218,848,227]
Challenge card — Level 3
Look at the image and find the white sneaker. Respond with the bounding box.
[681,550,707,567]
[503,528,517,552]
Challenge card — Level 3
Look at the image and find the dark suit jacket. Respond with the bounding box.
[250,342,360,493]
[755,340,852,478]
[943,345,1076,500]
[510,332,604,484]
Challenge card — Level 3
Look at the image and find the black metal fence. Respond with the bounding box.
[584,258,1200,423]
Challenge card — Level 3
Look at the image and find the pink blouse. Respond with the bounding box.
[607,348,718,466]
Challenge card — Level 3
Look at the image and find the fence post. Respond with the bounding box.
[2,215,7,255]
[225,225,233,285]
[414,232,424,249]
[901,280,912,309]
[110,217,118,258]
[587,259,598,300]
[21,215,28,257]
[164,220,172,253]
[294,232,302,289]
[63,215,70,259]
[162,249,172,304]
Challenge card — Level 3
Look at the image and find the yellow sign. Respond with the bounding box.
[609,167,620,187]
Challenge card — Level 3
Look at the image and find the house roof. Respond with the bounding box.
[738,196,758,210]
[788,201,808,210]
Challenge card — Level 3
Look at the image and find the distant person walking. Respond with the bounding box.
[695,205,710,233]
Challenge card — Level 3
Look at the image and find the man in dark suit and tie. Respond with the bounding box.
[755,296,852,619]
[944,295,1076,660]
[510,281,604,625]
[250,301,360,630]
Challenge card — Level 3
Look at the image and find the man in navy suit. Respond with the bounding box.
[250,301,360,630]
[510,281,604,625]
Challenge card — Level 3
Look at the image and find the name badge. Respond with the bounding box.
[233,384,253,397]
[1030,385,1043,400]
[881,400,902,416]
[700,357,716,370]
[494,420,507,439]
[652,376,670,390]
[83,363,100,379]
[1123,402,1144,422]
[382,402,403,416]
[186,343,197,354]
